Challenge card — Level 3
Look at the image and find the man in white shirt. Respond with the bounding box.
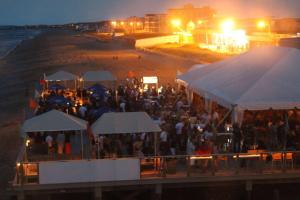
[120,101,126,112]
[45,135,53,148]
[160,131,168,142]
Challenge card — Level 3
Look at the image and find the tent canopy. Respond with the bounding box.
[21,110,87,135]
[86,83,107,93]
[91,112,161,135]
[187,46,300,111]
[176,64,208,86]
[82,70,116,82]
[45,70,78,81]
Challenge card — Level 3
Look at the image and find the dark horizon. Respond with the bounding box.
[1,0,300,26]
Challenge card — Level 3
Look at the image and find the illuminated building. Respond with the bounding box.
[167,4,216,32]
[199,18,249,53]
[144,14,167,33]
[211,29,249,53]
[108,16,144,33]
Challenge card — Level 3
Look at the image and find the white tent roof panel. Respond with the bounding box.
[21,110,88,134]
[45,70,78,81]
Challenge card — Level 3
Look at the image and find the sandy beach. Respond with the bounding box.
[0,30,197,195]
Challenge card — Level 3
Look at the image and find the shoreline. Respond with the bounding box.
[0,29,42,60]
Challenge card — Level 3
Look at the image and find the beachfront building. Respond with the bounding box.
[109,16,144,34]
[167,4,216,33]
[144,14,168,33]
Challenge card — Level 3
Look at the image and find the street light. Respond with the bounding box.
[171,19,181,28]
[220,19,235,33]
[257,20,271,34]
[257,20,266,29]
[187,21,195,32]
[111,21,117,27]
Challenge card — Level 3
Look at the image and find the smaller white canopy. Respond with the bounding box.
[82,70,116,82]
[21,110,87,135]
[91,112,161,135]
[45,70,78,81]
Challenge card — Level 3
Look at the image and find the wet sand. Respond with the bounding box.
[0,30,196,195]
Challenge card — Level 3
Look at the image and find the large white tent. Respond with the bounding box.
[21,110,87,135]
[91,112,161,135]
[82,70,116,82]
[185,46,300,113]
[45,70,78,82]
[176,64,208,87]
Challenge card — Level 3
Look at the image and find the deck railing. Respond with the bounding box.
[13,151,300,186]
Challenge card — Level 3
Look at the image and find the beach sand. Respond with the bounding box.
[0,30,197,195]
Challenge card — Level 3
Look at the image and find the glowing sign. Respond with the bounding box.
[142,76,158,84]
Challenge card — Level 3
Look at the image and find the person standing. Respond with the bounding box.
[45,134,53,154]
[56,132,65,155]
[232,123,242,153]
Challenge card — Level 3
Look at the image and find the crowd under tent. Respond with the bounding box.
[81,70,117,93]
[91,112,161,155]
[179,46,300,124]
[21,109,88,158]
[44,70,78,89]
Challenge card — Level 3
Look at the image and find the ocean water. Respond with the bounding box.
[0,28,41,59]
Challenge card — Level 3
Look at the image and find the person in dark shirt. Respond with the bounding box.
[232,123,242,153]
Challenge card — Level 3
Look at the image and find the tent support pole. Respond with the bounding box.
[217,108,234,129]
[154,132,158,157]
[81,130,84,159]
[154,132,158,171]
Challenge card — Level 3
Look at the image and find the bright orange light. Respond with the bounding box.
[120,21,124,25]
[221,19,235,32]
[111,21,117,27]
[137,22,141,26]
[130,22,134,26]
[187,21,195,32]
[198,20,203,25]
[257,20,266,29]
[171,19,181,28]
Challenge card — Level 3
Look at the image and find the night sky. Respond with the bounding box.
[1,0,300,25]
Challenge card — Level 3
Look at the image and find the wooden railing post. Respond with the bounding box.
[187,155,191,177]
[212,155,216,176]
[282,152,286,173]
[235,154,240,175]
[259,153,263,174]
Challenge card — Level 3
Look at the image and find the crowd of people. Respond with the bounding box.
[26,76,300,162]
